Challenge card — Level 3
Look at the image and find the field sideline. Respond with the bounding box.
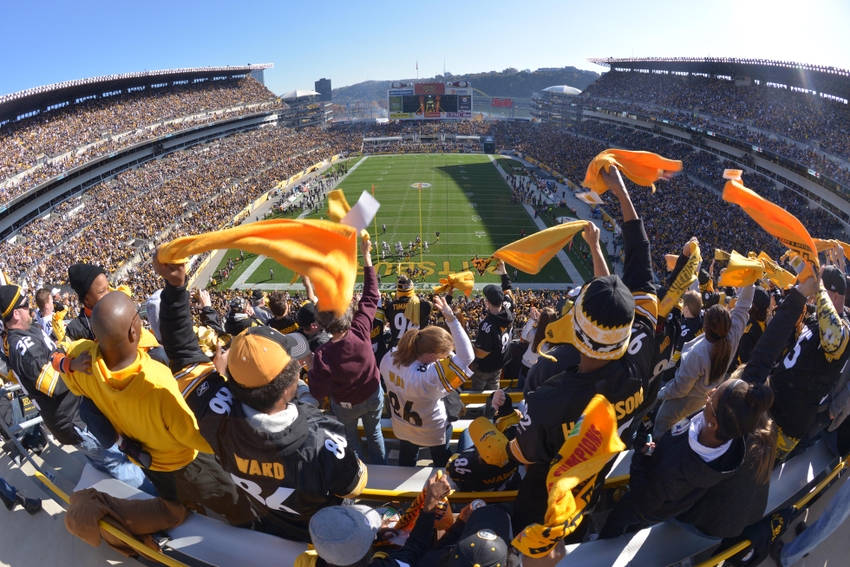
[213,154,591,290]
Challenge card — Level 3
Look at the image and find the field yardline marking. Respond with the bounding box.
[234,254,269,287]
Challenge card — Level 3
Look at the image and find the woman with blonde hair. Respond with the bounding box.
[380,295,474,467]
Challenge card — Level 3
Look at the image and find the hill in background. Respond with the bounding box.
[331,66,600,103]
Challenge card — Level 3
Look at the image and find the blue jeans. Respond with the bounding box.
[331,385,387,465]
[782,476,850,566]
[75,427,157,496]
[0,475,16,503]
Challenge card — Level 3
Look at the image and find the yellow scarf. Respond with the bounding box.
[493,221,589,274]
[513,395,625,558]
[659,241,701,319]
[583,149,683,195]
[396,288,421,326]
[157,219,357,316]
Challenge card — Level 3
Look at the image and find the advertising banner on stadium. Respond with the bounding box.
[491,98,513,108]
[389,82,473,120]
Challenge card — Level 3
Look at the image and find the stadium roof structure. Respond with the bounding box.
[588,57,850,100]
[543,85,582,95]
[0,64,274,124]
[281,89,320,100]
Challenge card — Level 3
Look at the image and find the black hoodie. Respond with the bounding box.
[159,280,366,542]
[473,273,515,373]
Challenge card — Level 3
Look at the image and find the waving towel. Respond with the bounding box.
[723,179,818,281]
[583,149,682,195]
[493,221,590,274]
[157,219,357,316]
[433,271,475,297]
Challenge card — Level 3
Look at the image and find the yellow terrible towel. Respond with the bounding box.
[157,219,357,316]
[513,395,625,558]
[757,252,796,289]
[583,149,683,195]
[659,241,701,319]
[717,251,764,288]
[433,271,475,297]
[494,221,589,274]
[723,179,818,281]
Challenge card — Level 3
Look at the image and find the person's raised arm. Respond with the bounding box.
[742,273,816,384]
[583,222,609,278]
[152,248,210,374]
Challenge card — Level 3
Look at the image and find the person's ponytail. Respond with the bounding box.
[705,305,732,383]
[744,381,777,484]
[716,374,776,484]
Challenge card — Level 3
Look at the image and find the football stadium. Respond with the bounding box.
[3,16,850,567]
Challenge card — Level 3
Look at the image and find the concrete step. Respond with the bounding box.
[0,442,141,567]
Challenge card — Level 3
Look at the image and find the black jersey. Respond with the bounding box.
[181,366,366,542]
[269,314,300,335]
[7,324,85,445]
[384,296,432,347]
[769,292,850,439]
[510,219,658,467]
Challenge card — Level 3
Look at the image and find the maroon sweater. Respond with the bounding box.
[308,266,381,405]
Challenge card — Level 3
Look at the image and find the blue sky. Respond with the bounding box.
[3,0,849,96]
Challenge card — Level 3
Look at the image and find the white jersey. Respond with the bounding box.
[380,318,474,446]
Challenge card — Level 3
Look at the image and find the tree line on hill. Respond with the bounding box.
[331,66,600,104]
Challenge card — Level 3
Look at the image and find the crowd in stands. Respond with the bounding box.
[4,70,850,564]
[581,70,850,187]
[0,77,281,204]
[0,124,361,302]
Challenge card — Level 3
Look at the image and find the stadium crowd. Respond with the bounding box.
[3,71,850,566]
[581,70,850,187]
[0,77,281,204]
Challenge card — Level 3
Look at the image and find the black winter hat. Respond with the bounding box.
[297,302,318,327]
[753,287,770,310]
[0,285,26,321]
[68,264,107,301]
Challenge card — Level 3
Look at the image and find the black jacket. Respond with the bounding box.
[510,219,658,468]
[223,310,264,337]
[473,273,516,373]
[523,343,580,396]
[159,281,366,542]
[7,324,85,445]
[676,431,769,538]
[630,422,746,521]
[65,311,95,341]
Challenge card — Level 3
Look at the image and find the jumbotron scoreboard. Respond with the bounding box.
[388,81,473,120]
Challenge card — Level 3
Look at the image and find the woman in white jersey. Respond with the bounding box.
[380,295,474,467]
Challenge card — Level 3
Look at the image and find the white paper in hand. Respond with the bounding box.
[341,191,380,233]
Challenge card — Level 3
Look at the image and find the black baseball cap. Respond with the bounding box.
[822,266,847,295]
[448,506,511,567]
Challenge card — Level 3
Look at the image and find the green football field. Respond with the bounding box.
[213,154,591,290]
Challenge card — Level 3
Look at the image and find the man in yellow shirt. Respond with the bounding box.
[57,291,255,526]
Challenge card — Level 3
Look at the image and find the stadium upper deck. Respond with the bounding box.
[587,57,850,101]
[0,64,274,124]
